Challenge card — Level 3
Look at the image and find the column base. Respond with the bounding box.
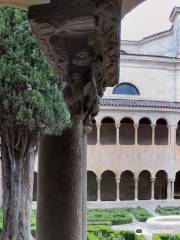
[97,200,101,203]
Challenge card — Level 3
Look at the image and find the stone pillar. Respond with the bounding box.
[115,123,120,145]
[37,118,83,240]
[116,177,120,201]
[169,125,177,145]
[171,178,175,200]
[167,178,172,200]
[96,122,101,145]
[97,177,102,202]
[152,125,155,145]
[134,177,139,201]
[134,124,138,145]
[151,177,155,200]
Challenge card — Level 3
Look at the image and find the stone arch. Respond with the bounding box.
[138,170,151,200]
[155,119,168,145]
[138,118,152,145]
[33,171,37,201]
[175,171,180,199]
[87,119,97,145]
[120,170,135,200]
[155,170,168,199]
[119,118,135,145]
[100,117,116,145]
[87,171,97,201]
[176,121,180,145]
[101,170,116,201]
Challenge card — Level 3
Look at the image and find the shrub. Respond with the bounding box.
[156,206,180,216]
[131,207,153,222]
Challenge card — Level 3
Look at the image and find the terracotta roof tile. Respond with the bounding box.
[100,99,180,110]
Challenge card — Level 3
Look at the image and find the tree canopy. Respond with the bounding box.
[0,8,70,135]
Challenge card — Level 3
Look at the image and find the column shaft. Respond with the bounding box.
[134,125,138,145]
[171,179,175,199]
[151,178,155,200]
[134,178,138,200]
[167,179,171,199]
[97,178,101,202]
[152,126,155,145]
[37,118,83,240]
[116,124,120,145]
[116,177,120,201]
[96,124,101,145]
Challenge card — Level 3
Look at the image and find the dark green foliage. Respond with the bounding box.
[87,209,132,225]
[131,207,153,222]
[87,225,146,240]
[156,206,180,216]
[0,8,69,134]
[153,234,180,240]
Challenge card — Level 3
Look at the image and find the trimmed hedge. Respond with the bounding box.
[87,225,146,240]
[153,234,180,240]
[88,208,132,225]
[156,206,180,216]
[131,207,153,222]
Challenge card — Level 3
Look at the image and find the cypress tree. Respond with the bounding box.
[0,8,69,240]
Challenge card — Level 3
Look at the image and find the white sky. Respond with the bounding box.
[122,0,180,40]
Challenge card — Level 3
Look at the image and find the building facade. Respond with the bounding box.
[87,7,180,206]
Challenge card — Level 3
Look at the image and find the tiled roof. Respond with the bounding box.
[100,99,180,110]
[120,51,179,60]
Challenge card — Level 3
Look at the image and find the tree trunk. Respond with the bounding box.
[0,126,37,240]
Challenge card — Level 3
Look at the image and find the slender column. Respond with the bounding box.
[115,123,120,145]
[171,178,175,200]
[167,178,172,199]
[97,177,102,202]
[134,177,139,201]
[116,177,120,201]
[169,126,177,145]
[134,124,138,145]
[96,122,101,145]
[37,117,83,240]
[152,125,155,145]
[151,177,155,200]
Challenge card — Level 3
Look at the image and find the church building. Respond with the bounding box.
[87,7,180,206]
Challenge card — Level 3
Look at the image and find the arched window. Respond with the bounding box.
[113,83,140,95]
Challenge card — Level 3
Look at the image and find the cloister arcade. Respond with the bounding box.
[87,169,180,202]
[87,117,178,146]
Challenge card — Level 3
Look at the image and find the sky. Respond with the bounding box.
[121,0,180,40]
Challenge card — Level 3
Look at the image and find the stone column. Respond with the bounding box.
[134,124,138,145]
[171,178,175,200]
[37,118,83,240]
[96,122,101,145]
[134,177,139,201]
[97,177,102,202]
[152,125,155,145]
[115,123,120,145]
[116,177,120,201]
[151,177,155,200]
[170,126,177,145]
[167,178,172,200]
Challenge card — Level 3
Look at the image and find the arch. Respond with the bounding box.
[101,170,116,201]
[113,83,140,95]
[138,170,151,200]
[87,171,97,201]
[33,172,37,201]
[176,121,180,145]
[100,117,116,145]
[175,171,180,199]
[155,170,167,200]
[138,118,152,145]
[155,118,168,145]
[120,170,135,200]
[87,119,97,145]
[119,118,135,145]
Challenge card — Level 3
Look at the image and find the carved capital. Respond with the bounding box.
[28,1,121,125]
